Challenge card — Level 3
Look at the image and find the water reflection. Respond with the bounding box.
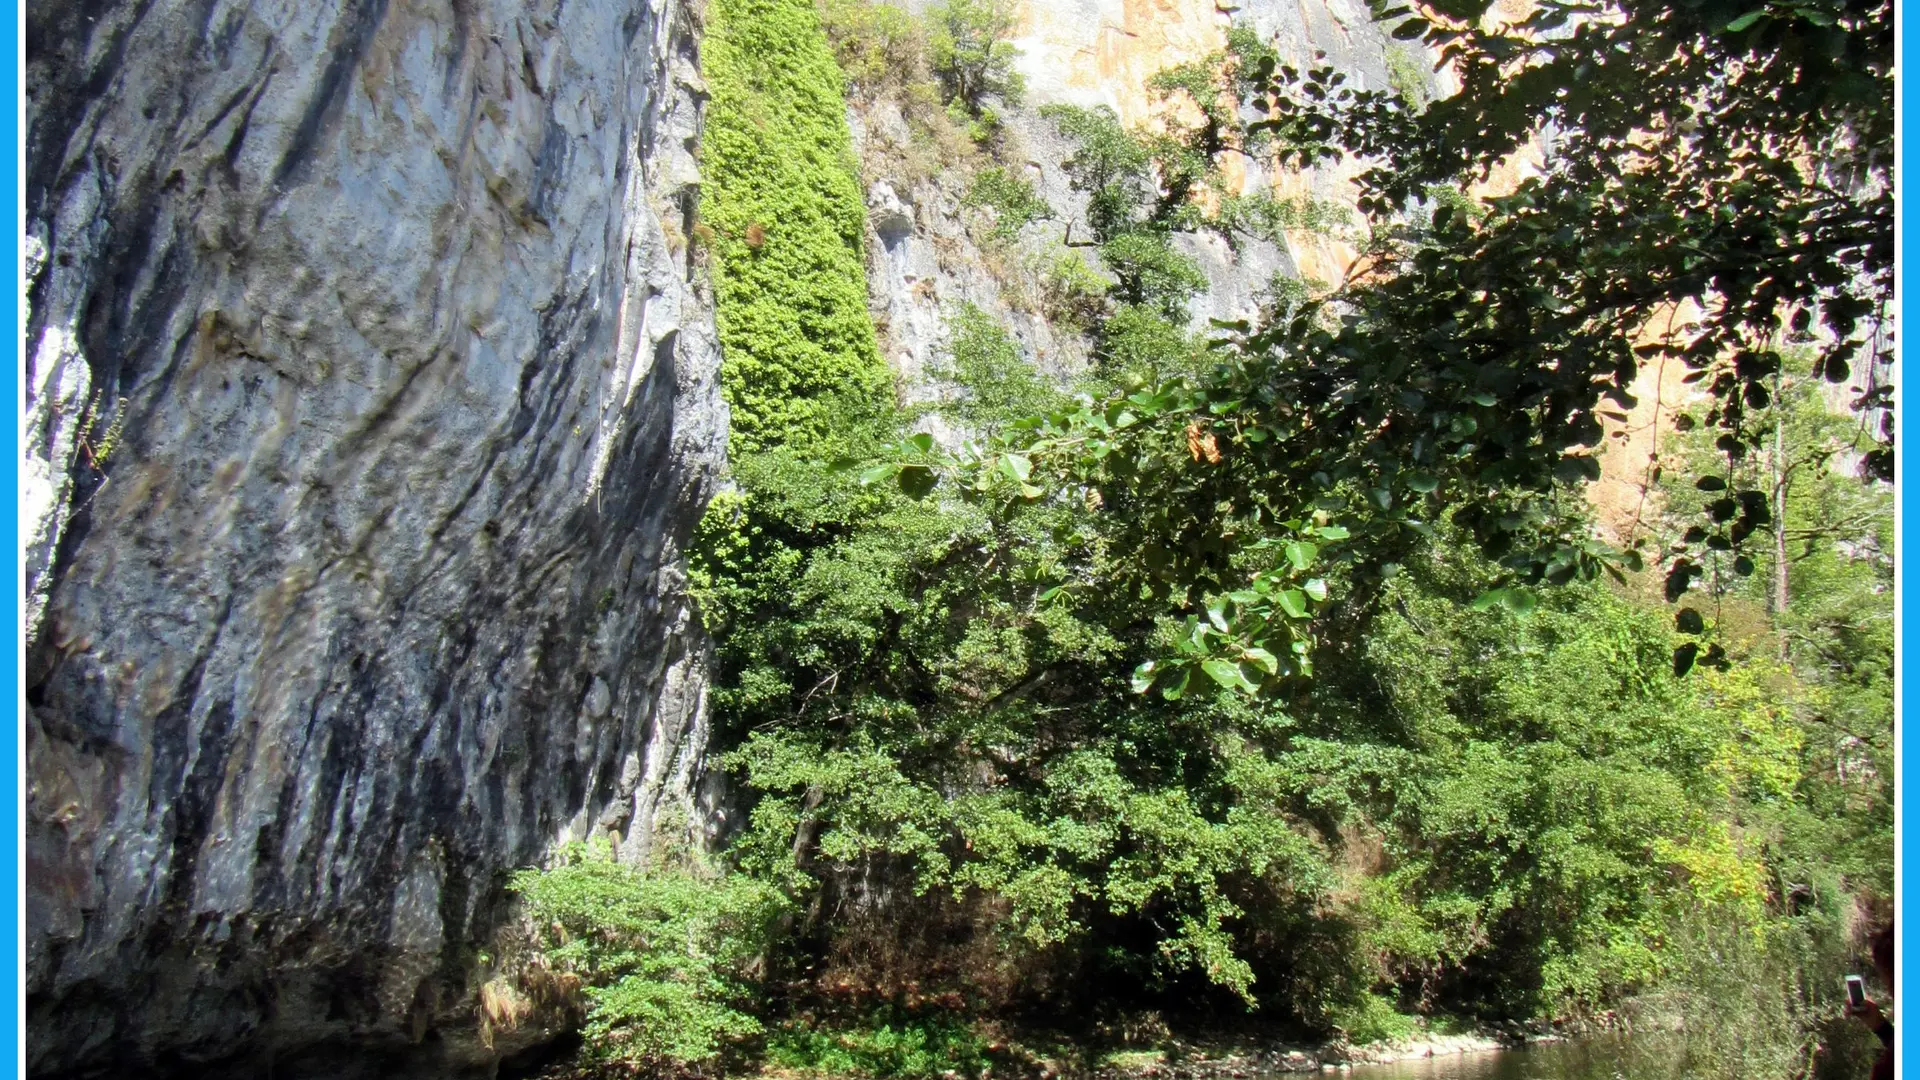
[1345,1038,1654,1080]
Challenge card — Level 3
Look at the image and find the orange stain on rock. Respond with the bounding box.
[1014,0,1229,124]
[1590,300,1708,542]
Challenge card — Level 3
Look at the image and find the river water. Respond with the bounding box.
[1346,1038,1655,1080]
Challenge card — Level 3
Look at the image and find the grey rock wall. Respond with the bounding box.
[849,0,1437,400]
[850,99,1097,404]
[23,0,723,1075]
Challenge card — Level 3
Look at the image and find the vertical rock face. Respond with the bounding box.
[24,0,723,1075]
[850,0,1435,396]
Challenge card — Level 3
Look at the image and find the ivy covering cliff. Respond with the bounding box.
[700,0,892,453]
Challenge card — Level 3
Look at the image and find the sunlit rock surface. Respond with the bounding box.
[23,0,722,1074]
[852,0,1437,397]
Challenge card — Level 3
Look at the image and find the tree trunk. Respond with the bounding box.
[1773,381,1791,659]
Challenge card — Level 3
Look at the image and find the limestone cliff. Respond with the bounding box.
[846,0,1439,398]
[843,1,1715,548]
[23,0,722,1075]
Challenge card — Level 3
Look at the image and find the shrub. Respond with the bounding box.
[1329,992,1420,1045]
[1094,303,1199,385]
[1041,104,1153,239]
[963,167,1050,238]
[931,303,1063,429]
[1033,248,1112,330]
[1383,45,1431,110]
[1213,192,1353,243]
[1097,232,1206,316]
[510,840,789,1070]
[766,1007,997,1079]
[817,0,926,95]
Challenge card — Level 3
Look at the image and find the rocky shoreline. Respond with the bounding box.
[1089,1035,1499,1078]
[1085,1017,1628,1077]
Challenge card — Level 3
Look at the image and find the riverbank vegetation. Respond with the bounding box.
[517,1,1893,1077]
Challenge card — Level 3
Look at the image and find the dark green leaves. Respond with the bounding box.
[855,434,945,499]
[1672,641,1700,678]
[898,465,938,499]
[1471,587,1538,616]
[1666,560,1700,603]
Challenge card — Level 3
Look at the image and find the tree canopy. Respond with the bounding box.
[875,0,1892,690]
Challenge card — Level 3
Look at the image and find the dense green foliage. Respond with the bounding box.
[701,0,892,451]
[509,842,787,1069]
[816,0,925,93]
[506,2,1892,1075]
[929,304,1064,428]
[767,1008,999,1078]
[1652,349,1894,897]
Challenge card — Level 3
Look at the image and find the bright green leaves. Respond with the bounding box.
[1040,103,1154,238]
[1241,646,1281,676]
[1202,658,1256,693]
[703,0,892,455]
[927,0,1024,116]
[729,723,1336,1004]
[931,303,1066,431]
[511,841,788,1069]
[1099,233,1209,318]
[1274,589,1310,619]
[1284,540,1317,571]
[687,0,1889,1045]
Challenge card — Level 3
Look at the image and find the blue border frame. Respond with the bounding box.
[1901,0,1913,1074]
[6,0,23,1071]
